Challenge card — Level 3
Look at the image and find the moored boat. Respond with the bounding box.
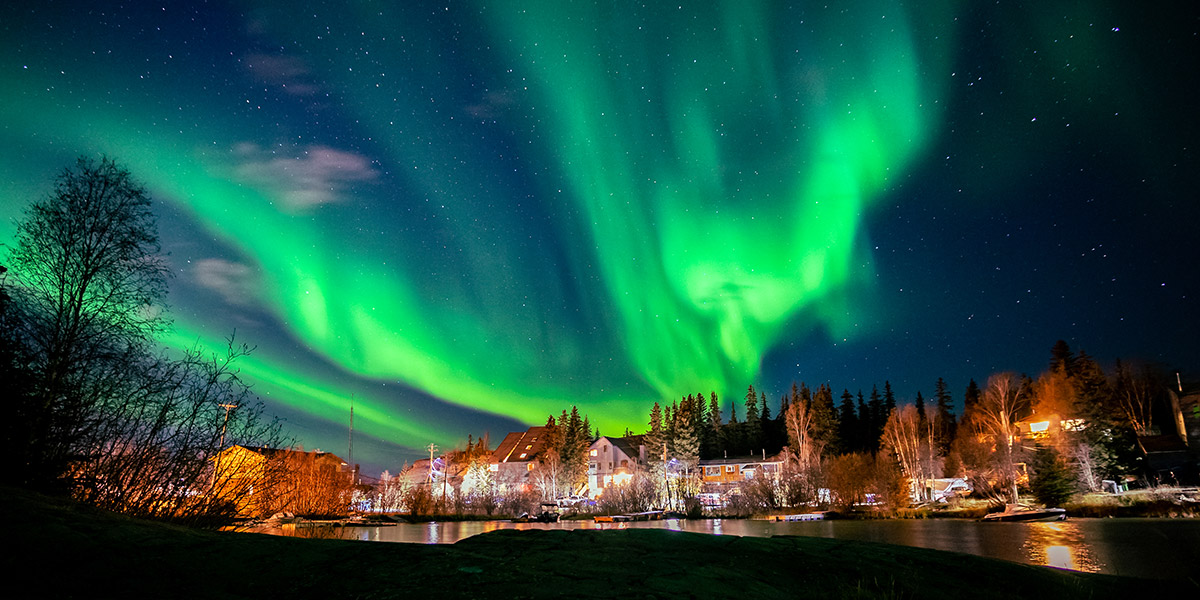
[981,503,1067,522]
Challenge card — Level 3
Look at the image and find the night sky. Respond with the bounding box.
[2,1,1197,475]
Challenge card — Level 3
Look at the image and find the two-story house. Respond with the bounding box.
[587,435,646,497]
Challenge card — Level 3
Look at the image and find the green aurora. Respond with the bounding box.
[5,0,1191,469]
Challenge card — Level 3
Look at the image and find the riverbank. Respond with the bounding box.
[7,487,1192,599]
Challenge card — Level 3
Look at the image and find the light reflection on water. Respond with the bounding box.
[266,517,1200,580]
[1019,521,1103,573]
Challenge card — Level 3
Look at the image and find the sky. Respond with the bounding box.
[2,1,1197,476]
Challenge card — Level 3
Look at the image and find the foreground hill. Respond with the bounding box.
[6,489,1190,599]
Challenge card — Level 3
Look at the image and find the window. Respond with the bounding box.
[705,466,720,476]
[527,463,534,471]
[518,453,527,459]
[488,464,499,472]
[525,444,533,450]
[590,449,598,457]
[725,465,735,473]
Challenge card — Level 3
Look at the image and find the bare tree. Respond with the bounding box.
[974,372,1030,504]
[1112,361,1160,435]
[3,157,285,526]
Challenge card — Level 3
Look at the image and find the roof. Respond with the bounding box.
[606,435,645,461]
[699,453,785,467]
[228,445,348,465]
[490,426,550,464]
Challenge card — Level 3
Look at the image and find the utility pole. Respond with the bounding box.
[348,395,355,469]
[426,443,438,488]
[218,403,237,448]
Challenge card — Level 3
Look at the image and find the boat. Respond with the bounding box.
[510,503,562,523]
[981,503,1067,522]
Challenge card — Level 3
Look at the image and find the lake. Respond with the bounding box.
[268,517,1200,581]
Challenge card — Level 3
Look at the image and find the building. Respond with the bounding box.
[488,426,551,492]
[698,453,785,492]
[587,435,646,497]
[211,445,353,517]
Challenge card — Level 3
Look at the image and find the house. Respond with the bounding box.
[1016,413,1084,440]
[488,426,551,491]
[698,453,785,492]
[211,445,353,517]
[587,435,646,497]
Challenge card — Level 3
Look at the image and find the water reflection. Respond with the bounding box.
[1020,521,1103,573]
[257,518,1199,580]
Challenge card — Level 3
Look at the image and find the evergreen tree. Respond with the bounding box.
[1030,445,1076,507]
[673,395,700,470]
[883,381,897,418]
[646,403,666,480]
[1049,340,1077,376]
[811,384,840,454]
[744,385,762,452]
[915,391,927,430]
[856,391,869,452]
[867,385,884,453]
[964,379,981,411]
[934,377,956,455]
[708,392,723,457]
[838,389,858,453]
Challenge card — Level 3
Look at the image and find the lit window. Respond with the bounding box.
[1030,421,1050,433]
[725,465,735,473]
[590,449,598,457]
[527,463,534,471]
[525,445,533,450]
[518,453,527,459]
[488,464,499,472]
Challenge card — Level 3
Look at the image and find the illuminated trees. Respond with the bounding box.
[3,157,282,524]
[881,404,940,502]
[975,372,1030,504]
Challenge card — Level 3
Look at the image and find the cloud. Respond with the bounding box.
[465,90,517,120]
[192,258,259,307]
[230,143,379,211]
[243,53,320,96]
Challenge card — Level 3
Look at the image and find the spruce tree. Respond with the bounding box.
[838,389,858,453]
[811,384,840,455]
[856,390,869,452]
[744,385,762,452]
[915,391,927,430]
[883,381,897,418]
[868,385,884,453]
[934,377,956,455]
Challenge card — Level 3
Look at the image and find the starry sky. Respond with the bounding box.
[2,1,1197,475]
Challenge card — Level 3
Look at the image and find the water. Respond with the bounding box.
[269,517,1200,581]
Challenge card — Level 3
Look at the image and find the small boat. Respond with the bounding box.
[981,503,1067,522]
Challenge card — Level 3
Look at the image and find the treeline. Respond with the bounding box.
[640,339,1183,507]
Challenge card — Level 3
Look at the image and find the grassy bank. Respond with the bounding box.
[6,487,1192,599]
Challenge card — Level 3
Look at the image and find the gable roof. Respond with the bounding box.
[490,426,550,464]
[607,435,646,461]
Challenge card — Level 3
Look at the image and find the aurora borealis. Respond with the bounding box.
[2,1,1197,474]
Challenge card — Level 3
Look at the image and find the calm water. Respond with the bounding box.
[270,517,1200,581]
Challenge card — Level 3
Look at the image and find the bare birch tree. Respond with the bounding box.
[975,372,1029,503]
